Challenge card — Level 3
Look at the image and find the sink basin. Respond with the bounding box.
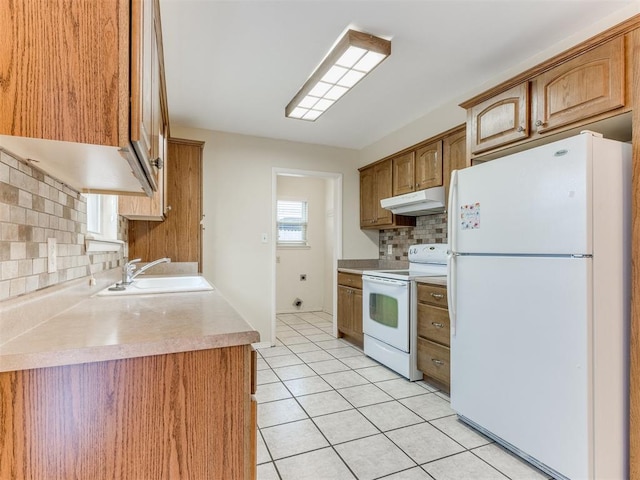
[96,275,214,296]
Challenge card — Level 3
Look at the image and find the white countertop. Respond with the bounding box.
[0,271,259,372]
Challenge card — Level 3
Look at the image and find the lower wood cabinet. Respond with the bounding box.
[337,272,363,347]
[416,282,450,392]
[0,345,257,479]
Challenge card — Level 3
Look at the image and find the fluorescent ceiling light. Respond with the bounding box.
[286,29,391,122]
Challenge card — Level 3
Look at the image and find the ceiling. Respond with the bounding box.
[159,0,636,150]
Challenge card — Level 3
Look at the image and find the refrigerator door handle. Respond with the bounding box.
[447,169,458,336]
[447,170,458,254]
[448,252,457,336]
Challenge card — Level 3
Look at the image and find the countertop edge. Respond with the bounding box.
[0,330,260,372]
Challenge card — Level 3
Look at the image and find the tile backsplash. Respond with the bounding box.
[379,213,447,260]
[0,149,126,301]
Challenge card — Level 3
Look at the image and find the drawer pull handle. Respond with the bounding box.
[432,359,445,366]
[431,322,444,328]
[430,293,444,299]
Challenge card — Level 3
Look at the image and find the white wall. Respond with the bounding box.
[324,178,335,314]
[276,175,327,313]
[170,127,376,344]
[359,3,640,167]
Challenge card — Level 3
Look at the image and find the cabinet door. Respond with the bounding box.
[359,166,376,227]
[392,152,416,196]
[443,128,466,206]
[533,36,625,133]
[352,288,363,340]
[415,140,442,190]
[374,160,393,226]
[468,83,530,154]
[337,286,353,334]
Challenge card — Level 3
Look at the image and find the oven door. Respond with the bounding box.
[362,275,410,352]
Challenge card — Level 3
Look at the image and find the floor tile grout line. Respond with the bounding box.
[263,319,433,478]
[264,314,515,480]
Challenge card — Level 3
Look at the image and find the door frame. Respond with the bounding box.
[271,167,343,345]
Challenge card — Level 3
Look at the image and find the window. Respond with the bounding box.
[277,200,308,246]
[84,194,123,252]
[85,194,118,239]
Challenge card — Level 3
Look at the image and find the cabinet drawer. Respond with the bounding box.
[417,283,447,308]
[338,272,362,289]
[417,338,450,386]
[417,304,450,346]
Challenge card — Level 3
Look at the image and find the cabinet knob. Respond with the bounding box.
[432,359,445,366]
[431,322,444,328]
[151,157,164,169]
[516,125,525,133]
[430,293,444,299]
[535,120,544,127]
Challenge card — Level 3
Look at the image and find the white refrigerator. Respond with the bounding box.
[447,131,630,480]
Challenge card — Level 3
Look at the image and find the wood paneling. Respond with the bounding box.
[0,346,254,479]
[630,26,640,480]
[533,37,625,133]
[0,0,129,146]
[128,137,203,270]
[469,83,530,154]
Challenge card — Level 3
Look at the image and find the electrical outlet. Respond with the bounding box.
[387,244,393,255]
[47,238,57,273]
[300,274,307,281]
[261,233,268,243]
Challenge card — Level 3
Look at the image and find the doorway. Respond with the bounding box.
[271,168,343,346]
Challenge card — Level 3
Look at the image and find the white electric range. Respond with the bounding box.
[362,243,448,380]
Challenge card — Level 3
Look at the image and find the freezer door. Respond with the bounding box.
[451,255,592,479]
[451,134,592,255]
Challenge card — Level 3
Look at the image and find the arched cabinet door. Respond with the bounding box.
[533,36,625,134]
[415,140,443,191]
[468,82,530,154]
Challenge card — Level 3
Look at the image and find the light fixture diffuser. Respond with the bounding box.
[286,29,391,121]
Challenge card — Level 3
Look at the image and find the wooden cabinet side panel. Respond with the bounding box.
[630,25,640,480]
[0,0,129,146]
[0,347,252,480]
[534,36,625,133]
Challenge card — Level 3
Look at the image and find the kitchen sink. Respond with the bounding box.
[96,275,214,296]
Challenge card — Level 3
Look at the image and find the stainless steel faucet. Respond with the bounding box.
[121,257,171,285]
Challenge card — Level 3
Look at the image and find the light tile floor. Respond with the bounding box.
[256,312,551,480]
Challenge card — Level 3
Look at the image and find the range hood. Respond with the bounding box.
[380,186,446,216]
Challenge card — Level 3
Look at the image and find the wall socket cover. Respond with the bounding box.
[387,244,393,255]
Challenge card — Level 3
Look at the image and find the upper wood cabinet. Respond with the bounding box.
[392,152,416,195]
[532,37,625,133]
[468,83,530,154]
[0,0,168,195]
[443,128,467,205]
[415,140,443,190]
[360,160,415,229]
[464,34,629,157]
[120,0,169,219]
[392,141,443,196]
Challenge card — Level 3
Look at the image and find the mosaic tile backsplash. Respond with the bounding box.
[0,149,126,301]
[379,213,447,261]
